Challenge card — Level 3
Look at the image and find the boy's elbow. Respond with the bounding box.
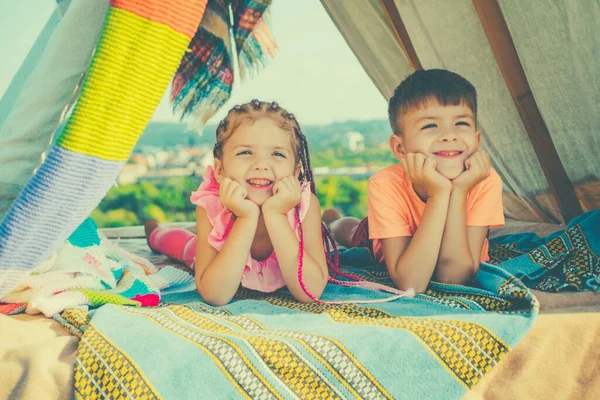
[434,262,476,286]
[390,272,428,294]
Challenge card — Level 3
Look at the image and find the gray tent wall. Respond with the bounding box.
[321,0,600,224]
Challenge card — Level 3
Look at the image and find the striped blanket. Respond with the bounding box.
[60,260,537,399]
[56,210,600,398]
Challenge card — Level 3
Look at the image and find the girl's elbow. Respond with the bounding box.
[200,292,231,307]
[294,280,327,303]
[196,284,233,307]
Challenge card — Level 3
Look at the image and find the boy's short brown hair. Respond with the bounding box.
[388,69,477,135]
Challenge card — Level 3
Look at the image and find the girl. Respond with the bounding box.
[146,99,410,306]
[146,99,337,306]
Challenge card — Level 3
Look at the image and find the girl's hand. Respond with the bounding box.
[452,150,491,193]
[401,153,452,197]
[262,176,302,215]
[220,178,259,218]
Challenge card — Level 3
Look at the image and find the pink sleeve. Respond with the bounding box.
[466,168,505,228]
[367,178,412,239]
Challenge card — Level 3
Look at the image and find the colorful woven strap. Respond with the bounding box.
[0,0,207,297]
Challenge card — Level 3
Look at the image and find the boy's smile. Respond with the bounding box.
[390,99,480,180]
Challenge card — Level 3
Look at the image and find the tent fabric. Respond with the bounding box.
[499,0,600,215]
[320,1,413,99]
[0,0,110,219]
[321,0,599,224]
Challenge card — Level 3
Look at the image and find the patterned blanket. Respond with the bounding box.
[60,260,537,399]
[7,209,599,397]
[489,209,600,292]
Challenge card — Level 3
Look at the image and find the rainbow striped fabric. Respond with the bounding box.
[0,0,207,297]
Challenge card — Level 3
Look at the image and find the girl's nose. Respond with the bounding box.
[252,158,269,170]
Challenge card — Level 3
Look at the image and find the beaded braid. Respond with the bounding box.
[213,100,411,304]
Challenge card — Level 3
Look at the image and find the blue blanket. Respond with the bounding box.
[60,264,537,399]
[489,210,600,292]
[58,210,600,399]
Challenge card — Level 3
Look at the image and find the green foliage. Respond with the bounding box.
[309,145,395,169]
[94,177,200,228]
[94,123,395,228]
[92,209,140,228]
[316,176,367,218]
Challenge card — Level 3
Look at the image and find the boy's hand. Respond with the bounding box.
[452,150,491,192]
[262,176,302,215]
[402,153,452,197]
[220,178,259,218]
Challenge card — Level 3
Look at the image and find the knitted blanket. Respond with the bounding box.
[0,0,275,299]
[0,0,207,298]
[0,218,194,317]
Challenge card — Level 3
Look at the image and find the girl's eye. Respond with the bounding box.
[273,152,286,158]
[236,150,251,156]
[456,121,471,127]
[421,123,437,130]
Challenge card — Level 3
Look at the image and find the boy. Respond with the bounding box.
[326,69,504,293]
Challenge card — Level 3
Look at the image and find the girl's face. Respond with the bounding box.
[214,118,301,206]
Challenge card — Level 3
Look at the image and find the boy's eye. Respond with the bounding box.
[456,121,471,127]
[273,152,286,158]
[236,150,251,156]
[421,123,437,130]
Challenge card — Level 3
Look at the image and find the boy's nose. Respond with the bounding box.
[439,130,458,142]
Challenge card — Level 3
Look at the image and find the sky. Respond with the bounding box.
[0,0,388,125]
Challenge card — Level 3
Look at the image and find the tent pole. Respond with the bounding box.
[472,0,582,223]
[380,0,422,71]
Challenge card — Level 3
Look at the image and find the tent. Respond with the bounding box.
[0,0,599,399]
[322,0,599,224]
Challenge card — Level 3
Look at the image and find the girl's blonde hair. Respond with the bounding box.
[213,100,300,162]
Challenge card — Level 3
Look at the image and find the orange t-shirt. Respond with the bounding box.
[367,164,505,263]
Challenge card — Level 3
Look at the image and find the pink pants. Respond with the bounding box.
[148,227,198,268]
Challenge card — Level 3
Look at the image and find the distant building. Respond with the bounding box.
[343,131,365,153]
[118,164,148,185]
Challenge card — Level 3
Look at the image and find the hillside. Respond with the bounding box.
[136,119,392,151]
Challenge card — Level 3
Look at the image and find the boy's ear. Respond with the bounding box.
[476,130,481,145]
[389,134,405,160]
[213,158,224,183]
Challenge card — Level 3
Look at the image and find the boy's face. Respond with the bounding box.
[390,99,481,180]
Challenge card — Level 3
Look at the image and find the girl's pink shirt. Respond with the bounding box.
[191,166,312,293]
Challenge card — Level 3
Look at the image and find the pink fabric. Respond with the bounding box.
[152,166,312,293]
[149,227,197,267]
